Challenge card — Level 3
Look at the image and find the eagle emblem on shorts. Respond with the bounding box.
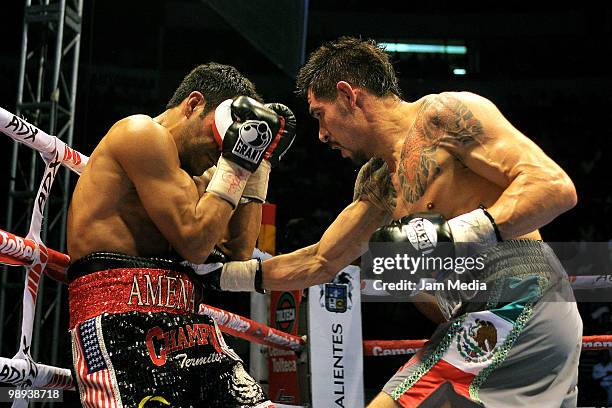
[457,318,498,363]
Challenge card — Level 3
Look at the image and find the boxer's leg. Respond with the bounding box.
[476,292,582,407]
[368,391,400,408]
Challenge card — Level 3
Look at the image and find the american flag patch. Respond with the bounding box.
[78,317,107,374]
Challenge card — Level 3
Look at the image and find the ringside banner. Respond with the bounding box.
[308,265,364,408]
[269,290,302,405]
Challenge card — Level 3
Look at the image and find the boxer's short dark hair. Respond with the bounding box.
[167,63,262,114]
[296,36,402,100]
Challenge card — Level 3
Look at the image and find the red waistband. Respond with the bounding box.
[68,267,199,328]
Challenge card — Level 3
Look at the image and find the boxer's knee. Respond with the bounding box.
[367,392,401,408]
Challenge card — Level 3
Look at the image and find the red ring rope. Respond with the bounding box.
[1,228,69,283]
[363,335,612,356]
[1,233,608,356]
[0,230,305,351]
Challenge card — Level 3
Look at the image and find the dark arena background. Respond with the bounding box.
[0,1,610,407]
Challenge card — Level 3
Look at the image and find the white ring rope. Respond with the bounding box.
[1,106,90,402]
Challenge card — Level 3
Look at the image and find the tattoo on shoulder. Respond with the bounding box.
[353,158,397,214]
[436,93,485,146]
[398,94,484,204]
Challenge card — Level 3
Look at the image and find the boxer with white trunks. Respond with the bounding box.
[211,37,581,407]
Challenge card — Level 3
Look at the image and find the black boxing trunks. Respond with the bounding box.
[67,252,274,408]
[383,240,581,407]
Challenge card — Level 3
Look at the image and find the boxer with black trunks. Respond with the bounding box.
[66,63,295,408]
[209,37,582,407]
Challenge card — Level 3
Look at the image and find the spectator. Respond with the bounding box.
[593,350,612,405]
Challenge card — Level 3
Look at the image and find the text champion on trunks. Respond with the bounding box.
[67,63,295,408]
[214,37,581,408]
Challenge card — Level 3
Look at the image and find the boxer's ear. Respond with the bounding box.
[336,81,357,110]
[184,91,205,118]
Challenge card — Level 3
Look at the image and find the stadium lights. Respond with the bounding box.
[380,42,467,55]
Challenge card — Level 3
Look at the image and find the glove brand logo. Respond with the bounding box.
[404,218,437,254]
[234,120,272,163]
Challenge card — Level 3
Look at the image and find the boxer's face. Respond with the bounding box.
[180,96,220,176]
[307,88,369,165]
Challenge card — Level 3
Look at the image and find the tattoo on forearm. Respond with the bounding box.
[398,94,484,204]
[353,158,397,214]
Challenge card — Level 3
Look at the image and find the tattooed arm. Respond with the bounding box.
[261,159,393,290]
[432,92,577,238]
[353,158,397,216]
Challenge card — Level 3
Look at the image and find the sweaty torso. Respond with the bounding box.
[67,117,172,261]
[358,93,540,240]
[391,149,501,221]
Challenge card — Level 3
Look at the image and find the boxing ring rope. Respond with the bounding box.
[0,225,307,353]
[199,304,305,352]
[2,105,612,406]
[362,335,612,357]
[0,228,70,284]
[2,228,612,378]
[0,107,87,175]
[0,228,307,388]
[1,107,89,401]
